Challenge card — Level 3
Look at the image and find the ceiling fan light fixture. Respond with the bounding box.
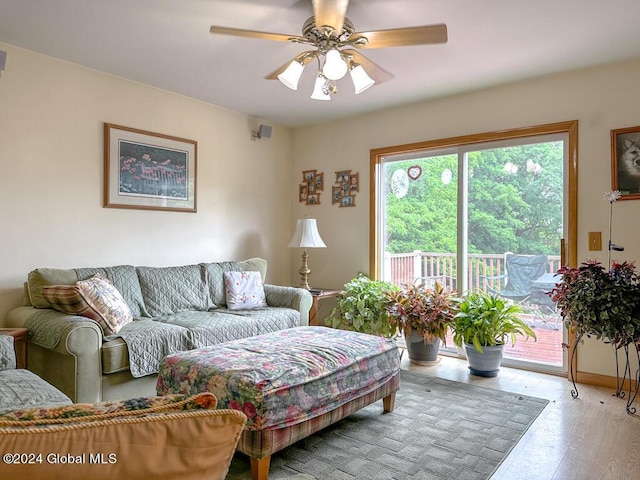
[278,60,304,90]
[322,49,348,81]
[350,64,375,94]
[310,75,332,101]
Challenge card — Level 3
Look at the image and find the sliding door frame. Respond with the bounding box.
[370,120,579,376]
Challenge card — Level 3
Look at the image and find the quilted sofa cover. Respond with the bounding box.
[6,258,312,404]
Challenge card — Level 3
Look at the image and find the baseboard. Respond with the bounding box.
[575,370,638,391]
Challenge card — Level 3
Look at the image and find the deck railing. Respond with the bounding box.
[385,251,561,292]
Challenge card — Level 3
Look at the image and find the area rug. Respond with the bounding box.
[226,370,549,480]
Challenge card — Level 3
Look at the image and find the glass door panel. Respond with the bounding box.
[465,139,565,372]
[380,135,567,374]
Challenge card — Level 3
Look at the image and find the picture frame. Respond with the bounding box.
[332,169,359,207]
[298,169,324,205]
[299,184,309,203]
[349,173,359,192]
[332,186,341,204]
[611,125,640,200]
[307,194,321,205]
[336,170,350,183]
[340,195,355,207]
[104,123,197,212]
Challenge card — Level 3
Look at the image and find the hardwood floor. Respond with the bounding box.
[401,354,640,480]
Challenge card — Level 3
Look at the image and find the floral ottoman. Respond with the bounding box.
[156,326,401,480]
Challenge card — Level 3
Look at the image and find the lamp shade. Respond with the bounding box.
[350,65,375,94]
[278,61,304,90]
[310,76,332,101]
[288,219,327,248]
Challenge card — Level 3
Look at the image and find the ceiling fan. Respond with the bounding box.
[210,0,447,100]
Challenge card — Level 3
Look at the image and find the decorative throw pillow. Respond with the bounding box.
[223,271,267,310]
[43,275,133,335]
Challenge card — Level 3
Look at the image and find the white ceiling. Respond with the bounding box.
[2,0,640,127]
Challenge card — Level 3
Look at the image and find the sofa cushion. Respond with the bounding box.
[101,337,130,374]
[137,264,209,317]
[224,271,267,310]
[76,265,147,317]
[160,308,301,348]
[43,275,134,336]
[27,268,79,308]
[201,258,267,307]
[0,369,72,415]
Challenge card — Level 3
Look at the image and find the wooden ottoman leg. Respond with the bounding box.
[250,455,271,480]
[383,391,396,413]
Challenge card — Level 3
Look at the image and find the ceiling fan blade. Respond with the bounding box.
[352,24,448,49]
[313,0,350,34]
[342,49,394,85]
[265,51,318,79]
[210,25,308,44]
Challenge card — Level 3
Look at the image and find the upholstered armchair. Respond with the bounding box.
[0,391,247,480]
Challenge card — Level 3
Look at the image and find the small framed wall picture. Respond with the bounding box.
[298,169,324,205]
[332,169,358,207]
[611,125,640,199]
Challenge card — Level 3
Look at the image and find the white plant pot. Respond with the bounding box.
[464,343,504,377]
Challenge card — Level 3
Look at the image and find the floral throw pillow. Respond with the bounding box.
[43,275,133,336]
[224,271,267,310]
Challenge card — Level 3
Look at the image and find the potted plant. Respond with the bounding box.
[452,291,536,377]
[550,260,640,348]
[385,282,457,364]
[327,274,398,338]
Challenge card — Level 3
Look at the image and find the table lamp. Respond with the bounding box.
[288,218,327,290]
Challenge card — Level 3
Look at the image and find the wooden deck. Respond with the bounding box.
[503,321,564,365]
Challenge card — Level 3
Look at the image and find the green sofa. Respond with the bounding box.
[6,258,312,403]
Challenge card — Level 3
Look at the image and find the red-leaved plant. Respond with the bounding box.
[385,282,458,344]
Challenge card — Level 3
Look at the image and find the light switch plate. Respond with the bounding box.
[588,232,602,251]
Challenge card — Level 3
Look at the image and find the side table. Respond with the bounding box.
[0,327,28,369]
[308,289,340,326]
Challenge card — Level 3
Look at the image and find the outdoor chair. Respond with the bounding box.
[482,253,548,303]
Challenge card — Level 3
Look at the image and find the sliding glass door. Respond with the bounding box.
[372,122,577,375]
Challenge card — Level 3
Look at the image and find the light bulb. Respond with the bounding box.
[322,49,348,80]
[349,65,375,94]
[278,61,304,90]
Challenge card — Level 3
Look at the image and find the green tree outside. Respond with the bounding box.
[383,141,563,257]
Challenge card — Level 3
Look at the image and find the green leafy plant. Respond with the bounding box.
[385,282,457,344]
[327,274,398,338]
[550,260,640,348]
[452,291,536,353]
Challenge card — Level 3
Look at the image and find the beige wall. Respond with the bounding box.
[0,43,294,321]
[1,41,638,379]
[291,57,640,377]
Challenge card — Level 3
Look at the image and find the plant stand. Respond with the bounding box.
[568,334,640,415]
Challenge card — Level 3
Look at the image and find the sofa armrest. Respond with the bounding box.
[263,285,312,326]
[0,337,16,371]
[6,306,103,403]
